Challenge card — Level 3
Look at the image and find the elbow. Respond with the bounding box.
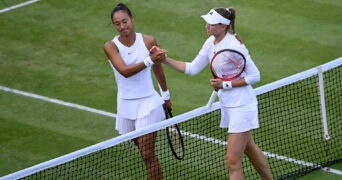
[122,72,136,78]
[246,73,260,85]
[184,71,196,76]
[121,73,131,78]
[118,69,134,78]
[255,73,261,83]
[184,63,198,76]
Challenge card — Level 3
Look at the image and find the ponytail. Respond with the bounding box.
[214,7,243,43]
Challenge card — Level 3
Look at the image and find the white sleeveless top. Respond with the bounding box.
[108,33,164,119]
[110,33,155,99]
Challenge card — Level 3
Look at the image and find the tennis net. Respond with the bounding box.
[2,57,341,180]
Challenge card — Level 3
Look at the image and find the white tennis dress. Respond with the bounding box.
[185,32,260,133]
[108,33,165,134]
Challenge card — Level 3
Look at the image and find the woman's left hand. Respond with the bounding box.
[210,78,223,90]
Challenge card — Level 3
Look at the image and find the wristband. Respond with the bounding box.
[161,90,170,100]
[143,57,154,67]
[222,81,233,90]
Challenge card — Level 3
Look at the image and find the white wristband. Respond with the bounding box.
[222,81,233,90]
[161,90,170,100]
[143,57,154,67]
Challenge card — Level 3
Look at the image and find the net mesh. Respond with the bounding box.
[3,58,342,180]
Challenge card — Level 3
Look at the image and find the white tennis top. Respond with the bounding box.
[110,33,155,99]
[185,32,260,107]
[109,33,163,119]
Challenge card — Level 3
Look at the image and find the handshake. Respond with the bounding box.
[149,46,167,64]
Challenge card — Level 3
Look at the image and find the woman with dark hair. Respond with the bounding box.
[104,3,171,180]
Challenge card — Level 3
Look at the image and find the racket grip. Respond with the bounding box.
[206,91,218,108]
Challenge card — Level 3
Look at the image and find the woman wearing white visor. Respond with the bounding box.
[156,7,273,180]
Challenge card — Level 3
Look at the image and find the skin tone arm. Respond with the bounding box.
[103,38,166,78]
[160,50,249,90]
[162,57,186,73]
[210,78,248,89]
[143,35,172,109]
[153,63,172,109]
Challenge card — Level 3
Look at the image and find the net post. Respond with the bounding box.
[317,66,330,141]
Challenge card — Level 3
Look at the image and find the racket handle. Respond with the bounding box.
[206,91,218,108]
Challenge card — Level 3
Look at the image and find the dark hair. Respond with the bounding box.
[214,7,242,43]
[111,3,133,22]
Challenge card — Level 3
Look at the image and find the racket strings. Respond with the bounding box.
[169,126,183,155]
[212,51,245,78]
[164,108,185,160]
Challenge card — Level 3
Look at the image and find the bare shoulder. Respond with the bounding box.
[142,34,157,50]
[142,34,156,43]
[104,40,114,49]
[103,41,119,59]
[104,41,118,52]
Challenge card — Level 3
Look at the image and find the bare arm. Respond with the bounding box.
[162,57,187,73]
[153,63,168,91]
[104,37,166,78]
[143,34,169,91]
[161,50,209,76]
[210,78,248,89]
[153,63,172,109]
[103,41,146,78]
[143,35,172,109]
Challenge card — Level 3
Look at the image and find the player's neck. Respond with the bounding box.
[119,32,136,47]
[213,32,227,45]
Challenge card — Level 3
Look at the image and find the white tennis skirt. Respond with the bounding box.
[115,105,165,135]
[220,104,259,133]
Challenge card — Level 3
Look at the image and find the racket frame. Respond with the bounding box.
[210,49,246,81]
[164,108,185,160]
[207,49,246,108]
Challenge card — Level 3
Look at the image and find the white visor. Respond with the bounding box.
[201,9,230,25]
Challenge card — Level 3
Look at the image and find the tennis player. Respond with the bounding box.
[104,3,171,180]
[157,7,273,180]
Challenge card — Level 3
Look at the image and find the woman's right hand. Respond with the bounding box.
[149,46,167,63]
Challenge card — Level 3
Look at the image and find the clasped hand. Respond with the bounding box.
[210,78,223,90]
[149,46,167,63]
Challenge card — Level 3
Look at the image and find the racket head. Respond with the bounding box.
[164,108,185,160]
[165,124,185,160]
[210,49,246,81]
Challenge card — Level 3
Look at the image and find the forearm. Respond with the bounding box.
[163,57,186,73]
[105,41,153,78]
[231,78,248,87]
[153,63,168,91]
[113,59,150,78]
[211,77,249,90]
[153,63,172,108]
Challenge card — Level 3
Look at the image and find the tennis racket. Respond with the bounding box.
[164,108,185,160]
[206,49,246,108]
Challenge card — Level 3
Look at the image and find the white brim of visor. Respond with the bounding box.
[201,9,230,25]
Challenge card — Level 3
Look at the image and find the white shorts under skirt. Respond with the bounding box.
[220,104,259,133]
[115,105,165,134]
